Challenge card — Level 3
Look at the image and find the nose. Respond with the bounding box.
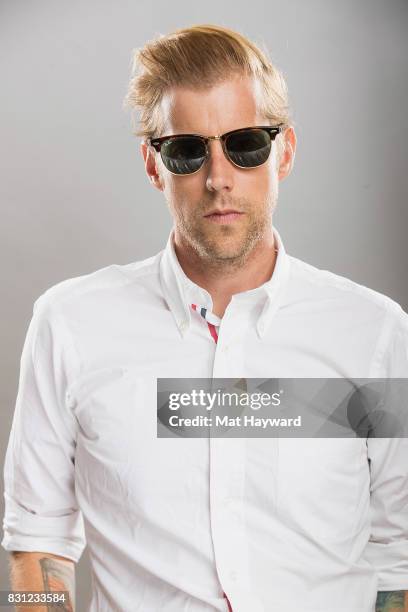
[205,139,234,193]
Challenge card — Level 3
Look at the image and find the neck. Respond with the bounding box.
[173,230,278,318]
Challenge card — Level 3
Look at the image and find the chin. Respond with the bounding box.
[204,242,249,262]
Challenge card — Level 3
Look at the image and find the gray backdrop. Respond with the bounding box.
[1,0,407,609]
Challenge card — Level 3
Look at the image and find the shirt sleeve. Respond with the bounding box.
[1,292,86,563]
[365,302,408,590]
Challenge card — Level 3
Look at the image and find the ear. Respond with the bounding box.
[277,126,297,181]
[140,141,164,191]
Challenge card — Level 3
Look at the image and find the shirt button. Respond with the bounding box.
[179,320,188,332]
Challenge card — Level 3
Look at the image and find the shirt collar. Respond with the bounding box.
[159,225,291,339]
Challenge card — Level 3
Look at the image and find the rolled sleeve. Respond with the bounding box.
[1,292,86,563]
[365,302,408,590]
[366,437,408,590]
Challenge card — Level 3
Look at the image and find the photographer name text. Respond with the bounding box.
[168,415,302,428]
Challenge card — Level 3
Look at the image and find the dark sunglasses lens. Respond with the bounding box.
[160,137,207,174]
[226,129,271,168]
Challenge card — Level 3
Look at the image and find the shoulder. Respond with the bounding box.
[32,251,163,317]
[287,255,407,321]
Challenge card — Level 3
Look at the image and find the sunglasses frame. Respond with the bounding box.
[146,124,285,175]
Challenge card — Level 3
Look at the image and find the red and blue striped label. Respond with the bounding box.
[191,303,219,344]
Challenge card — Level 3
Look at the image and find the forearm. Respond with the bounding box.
[376,591,408,612]
[8,551,75,612]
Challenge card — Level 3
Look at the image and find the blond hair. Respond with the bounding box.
[123,24,293,160]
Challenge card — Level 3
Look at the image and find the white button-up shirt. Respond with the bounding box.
[2,226,408,612]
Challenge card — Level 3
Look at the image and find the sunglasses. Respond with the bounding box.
[146,124,284,175]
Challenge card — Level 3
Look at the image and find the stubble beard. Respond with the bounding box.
[170,195,276,274]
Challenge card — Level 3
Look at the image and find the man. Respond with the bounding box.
[2,24,408,612]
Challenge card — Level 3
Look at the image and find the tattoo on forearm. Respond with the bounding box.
[39,557,75,612]
[376,590,407,612]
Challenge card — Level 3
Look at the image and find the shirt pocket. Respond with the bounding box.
[72,366,151,464]
[276,437,370,545]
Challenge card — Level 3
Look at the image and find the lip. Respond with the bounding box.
[204,210,244,224]
[204,209,243,216]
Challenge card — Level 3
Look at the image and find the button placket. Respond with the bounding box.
[209,315,254,610]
